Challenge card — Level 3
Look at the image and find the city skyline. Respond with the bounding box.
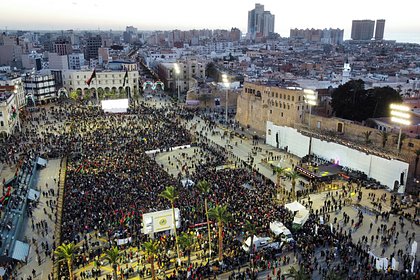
[2,0,420,43]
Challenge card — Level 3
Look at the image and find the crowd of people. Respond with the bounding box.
[0,100,419,279]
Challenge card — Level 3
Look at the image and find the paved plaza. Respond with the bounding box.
[0,96,418,280]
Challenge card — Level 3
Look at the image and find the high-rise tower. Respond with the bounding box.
[375,19,385,40]
[247,4,275,40]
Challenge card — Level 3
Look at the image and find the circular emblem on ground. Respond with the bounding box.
[159,218,167,226]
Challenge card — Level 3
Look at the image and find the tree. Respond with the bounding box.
[208,205,231,262]
[159,186,181,260]
[273,166,286,188]
[288,171,300,201]
[331,80,402,122]
[143,240,160,280]
[196,180,213,261]
[284,266,311,280]
[362,130,373,144]
[178,232,196,266]
[414,149,420,178]
[377,130,389,148]
[54,242,76,280]
[105,246,121,279]
[69,91,78,101]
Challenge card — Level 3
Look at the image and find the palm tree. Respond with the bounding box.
[288,171,300,201]
[243,220,257,263]
[414,149,420,178]
[377,130,389,148]
[362,130,372,145]
[104,246,121,280]
[159,186,181,260]
[208,205,231,262]
[54,242,76,280]
[178,232,196,266]
[284,266,311,280]
[143,240,160,280]
[196,180,213,261]
[273,166,286,188]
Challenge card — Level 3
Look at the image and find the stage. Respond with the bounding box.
[296,163,342,180]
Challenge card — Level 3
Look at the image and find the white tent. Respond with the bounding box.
[285,201,306,212]
[293,209,310,225]
[181,178,195,188]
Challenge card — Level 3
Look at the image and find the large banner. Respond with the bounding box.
[143,208,180,234]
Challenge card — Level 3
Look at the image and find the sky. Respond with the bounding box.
[2,0,420,43]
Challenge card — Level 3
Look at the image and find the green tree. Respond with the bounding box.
[208,205,231,262]
[143,240,160,280]
[178,232,196,266]
[362,130,373,144]
[196,180,213,261]
[69,91,78,101]
[288,171,300,201]
[369,86,403,118]
[159,186,181,261]
[54,242,76,280]
[104,246,121,279]
[377,130,389,148]
[284,266,311,280]
[331,80,402,122]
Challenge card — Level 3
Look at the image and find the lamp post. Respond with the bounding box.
[222,74,229,126]
[174,63,180,104]
[390,103,411,155]
[304,89,317,129]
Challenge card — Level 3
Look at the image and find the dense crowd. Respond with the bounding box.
[1,102,419,280]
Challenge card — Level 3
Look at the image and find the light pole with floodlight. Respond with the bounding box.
[304,89,317,129]
[222,74,230,126]
[174,63,180,104]
[390,103,411,155]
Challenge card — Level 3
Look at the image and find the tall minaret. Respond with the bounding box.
[342,58,351,84]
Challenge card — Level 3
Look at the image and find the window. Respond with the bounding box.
[0,121,3,127]
[77,75,79,79]
[281,112,284,117]
[279,94,282,99]
[408,143,414,148]
[298,96,301,101]
[287,95,290,100]
[270,110,272,114]
[271,92,274,97]
[0,112,2,117]
[292,96,294,101]
[297,106,299,111]
[276,93,278,98]
[268,129,272,135]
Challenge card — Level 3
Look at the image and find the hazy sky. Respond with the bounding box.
[2,0,420,43]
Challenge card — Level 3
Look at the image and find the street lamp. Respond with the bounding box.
[390,103,411,154]
[304,89,317,129]
[174,63,180,104]
[222,74,230,126]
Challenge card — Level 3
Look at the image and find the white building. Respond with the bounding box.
[61,65,139,98]
[0,92,20,135]
[68,53,85,70]
[0,75,26,108]
[23,74,57,104]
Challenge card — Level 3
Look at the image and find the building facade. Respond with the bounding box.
[0,75,26,108]
[48,52,69,70]
[85,35,102,60]
[236,82,310,132]
[290,28,344,44]
[351,20,375,40]
[23,74,57,104]
[68,52,85,70]
[157,60,205,94]
[375,19,386,40]
[0,92,20,135]
[53,38,72,55]
[61,66,139,98]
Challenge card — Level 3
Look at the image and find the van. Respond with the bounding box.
[269,221,294,243]
[242,235,280,252]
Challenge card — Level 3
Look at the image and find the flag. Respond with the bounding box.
[122,70,129,87]
[85,69,96,86]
